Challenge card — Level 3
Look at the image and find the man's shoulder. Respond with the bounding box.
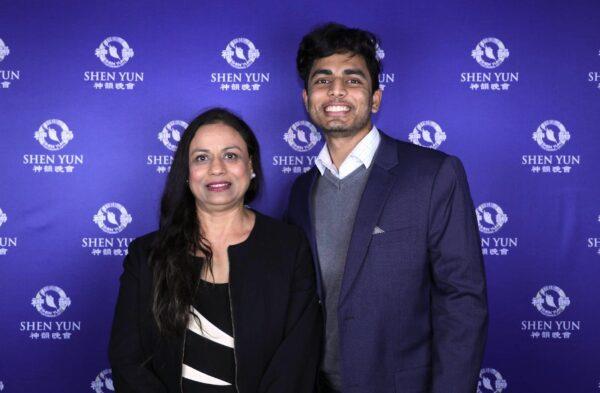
[289,166,318,194]
[381,134,470,189]
[382,132,449,166]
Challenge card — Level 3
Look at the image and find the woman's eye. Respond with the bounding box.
[195,155,208,162]
[224,152,238,160]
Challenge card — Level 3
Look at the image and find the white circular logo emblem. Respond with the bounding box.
[157,120,188,152]
[0,38,10,62]
[532,285,570,317]
[93,203,132,234]
[284,121,322,152]
[375,43,385,61]
[34,119,74,151]
[477,368,507,393]
[221,38,260,69]
[532,120,570,152]
[408,120,447,149]
[91,369,114,392]
[95,37,135,68]
[471,38,510,69]
[0,208,7,228]
[476,202,508,234]
[31,285,71,318]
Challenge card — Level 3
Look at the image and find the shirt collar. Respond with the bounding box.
[315,125,381,177]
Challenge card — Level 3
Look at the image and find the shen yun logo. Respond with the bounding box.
[0,38,19,89]
[95,36,134,68]
[408,120,447,150]
[532,285,570,317]
[34,119,74,151]
[84,203,134,257]
[31,286,71,318]
[532,120,570,152]
[461,37,518,91]
[158,120,186,152]
[222,38,260,69]
[93,203,132,235]
[587,48,600,89]
[272,120,321,175]
[476,203,508,234]
[84,36,143,90]
[0,207,17,256]
[374,44,395,90]
[284,121,321,153]
[0,38,9,61]
[522,285,581,341]
[212,37,269,92]
[149,120,188,173]
[471,38,509,69]
[91,369,114,393]
[587,214,600,256]
[477,368,507,393]
[22,286,81,340]
[25,119,84,174]
[476,203,517,257]
[522,120,581,174]
[375,43,385,61]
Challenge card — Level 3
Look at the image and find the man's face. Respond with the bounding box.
[302,53,382,138]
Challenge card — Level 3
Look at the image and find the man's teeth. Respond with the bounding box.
[325,105,350,112]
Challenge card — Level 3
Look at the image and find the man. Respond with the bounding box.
[286,23,488,393]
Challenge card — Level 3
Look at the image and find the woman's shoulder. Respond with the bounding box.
[249,211,313,275]
[127,230,158,259]
[253,210,305,243]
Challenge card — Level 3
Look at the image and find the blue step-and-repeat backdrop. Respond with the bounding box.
[1,1,599,392]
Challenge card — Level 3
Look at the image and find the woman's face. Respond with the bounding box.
[187,122,253,213]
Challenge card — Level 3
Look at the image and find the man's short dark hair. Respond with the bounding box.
[296,22,381,92]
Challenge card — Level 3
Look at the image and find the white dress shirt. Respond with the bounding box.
[315,126,381,179]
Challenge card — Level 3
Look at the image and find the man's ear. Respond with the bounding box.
[371,89,382,113]
[302,89,309,111]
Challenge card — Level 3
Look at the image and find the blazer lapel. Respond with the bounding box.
[338,133,398,306]
[301,168,324,300]
[303,169,319,251]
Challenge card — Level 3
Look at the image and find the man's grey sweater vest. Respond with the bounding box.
[312,164,372,390]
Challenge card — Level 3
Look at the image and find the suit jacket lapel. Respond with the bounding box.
[338,133,398,307]
[302,168,323,300]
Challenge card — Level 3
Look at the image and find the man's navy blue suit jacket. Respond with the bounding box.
[285,132,488,393]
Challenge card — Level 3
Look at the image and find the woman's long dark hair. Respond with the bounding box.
[151,108,262,336]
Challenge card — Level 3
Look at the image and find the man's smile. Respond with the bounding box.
[323,103,352,117]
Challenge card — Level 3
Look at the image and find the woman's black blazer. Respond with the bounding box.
[109,212,322,393]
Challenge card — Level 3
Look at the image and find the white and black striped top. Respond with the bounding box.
[182,281,236,393]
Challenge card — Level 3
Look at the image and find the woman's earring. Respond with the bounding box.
[251,172,256,179]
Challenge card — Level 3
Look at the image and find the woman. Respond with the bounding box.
[109,108,322,393]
